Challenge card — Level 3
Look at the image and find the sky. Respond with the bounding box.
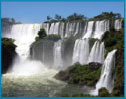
[1,2,124,23]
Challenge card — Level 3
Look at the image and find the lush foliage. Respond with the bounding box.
[55,62,101,86]
[66,13,87,22]
[1,38,16,74]
[89,12,121,21]
[1,18,22,24]
[35,29,61,42]
[35,29,47,41]
[103,28,124,96]
[44,13,87,23]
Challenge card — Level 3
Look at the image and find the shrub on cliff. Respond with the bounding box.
[35,29,47,41]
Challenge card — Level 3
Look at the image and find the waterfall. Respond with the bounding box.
[93,20,109,40]
[1,19,119,95]
[72,39,89,65]
[10,24,41,60]
[82,21,94,39]
[49,23,55,35]
[88,41,105,64]
[46,22,85,39]
[95,49,117,93]
[65,22,76,38]
[114,19,122,31]
[41,23,50,35]
[59,22,65,39]
[2,24,47,75]
[54,40,63,69]
[74,22,80,36]
[53,22,60,35]
[1,22,13,37]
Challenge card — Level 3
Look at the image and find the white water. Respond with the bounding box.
[74,22,80,36]
[82,21,94,39]
[59,22,65,39]
[114,19,122,31]
[53,22,60,35]
[93,20,109,40]
[72,39,89,65]
[2,19,119,96]
[54,40,63,69]
[3,24,52,76]
[88,41,105,64]
[48,23,55,35]
[95,49,117,94]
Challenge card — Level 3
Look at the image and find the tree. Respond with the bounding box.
[55,14,62,21]
[116,13,121,18]
[67,13,87,21]
[11,18,15,23]
[47,16,52,21]
[38,29,47,39]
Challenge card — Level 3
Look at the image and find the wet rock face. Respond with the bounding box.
[30,40,54,68]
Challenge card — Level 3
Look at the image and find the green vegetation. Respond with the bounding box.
[44,13,87,23]
[44,12,123,23]
[1,18,22,24]
[55,62,101,86]
[89,12,121,21]
[35,28,60,42]
[1,38,16,74]
[66,13,87,22]
[30,29,61,65]
[55,25,124,97]
[98,87,111,97]
[102,27,124,96]
[35,29,47,41]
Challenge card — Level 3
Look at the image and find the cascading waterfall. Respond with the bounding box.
[95,49,117,94]
[74,22,80,36]
[3,24,49,75]
[72,39,89,65]
[93,20,109,40]
[65,22,76,38]
[54,40,63,69]
[59,22,65,39]
[82,21,94,39]
[49,23,55,35]
[114,19,122,31]
[88,41,105,64]
[53,22,60,35]
[1,19,121,96]
[43,22,85,39]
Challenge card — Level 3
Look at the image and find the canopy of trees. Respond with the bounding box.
[44,12,122,23]
[44,13,87,23]
[91,12,121,20]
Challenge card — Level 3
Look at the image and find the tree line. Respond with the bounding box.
[45,12,122,23]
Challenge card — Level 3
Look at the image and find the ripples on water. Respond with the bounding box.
[1,71,95,97]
